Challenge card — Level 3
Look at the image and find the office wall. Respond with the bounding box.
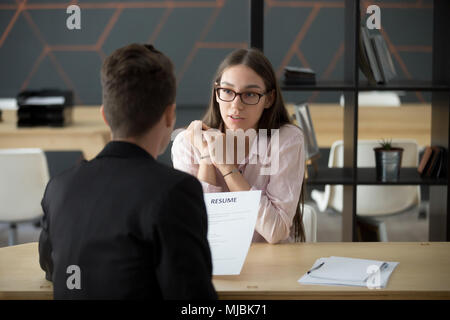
[0,0,435,165]
[0,0,434,104]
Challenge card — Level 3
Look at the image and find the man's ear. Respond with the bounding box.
[100,105,110,127]
[165,103,176,127]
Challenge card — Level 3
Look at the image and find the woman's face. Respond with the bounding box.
[216,64,272,132]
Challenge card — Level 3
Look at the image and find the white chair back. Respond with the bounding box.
[302,204,317,242]
[0,149,49,222]
[318,140,420,216]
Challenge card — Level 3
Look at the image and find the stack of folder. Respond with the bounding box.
[283,66,316,85]
[16,89,74,127]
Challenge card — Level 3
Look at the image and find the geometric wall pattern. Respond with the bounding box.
[0,0,434,106]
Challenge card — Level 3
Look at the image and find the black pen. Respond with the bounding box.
[307,262,325,274]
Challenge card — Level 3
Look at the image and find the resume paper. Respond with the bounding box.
[203,191,261,275]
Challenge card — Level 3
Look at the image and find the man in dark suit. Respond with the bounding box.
[38,44,217,299]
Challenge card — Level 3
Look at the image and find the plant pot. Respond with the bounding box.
[373,147,404,182]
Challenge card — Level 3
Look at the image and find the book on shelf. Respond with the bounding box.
[417,146,434,174]
[429,146,447,178]
[358,28,376,84]
[434,147,447,178]
[282,66,316,85]
[418,146,447,178]
[359,27,397,85]
[371,34,397,83]
[360,27,383,84]
[291,102,320,161]
[425,147,441,177]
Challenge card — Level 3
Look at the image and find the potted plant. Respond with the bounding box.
[373,139,403,182]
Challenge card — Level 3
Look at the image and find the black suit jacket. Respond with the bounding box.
[38,141,217,299]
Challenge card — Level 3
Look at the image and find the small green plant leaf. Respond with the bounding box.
[379,139,392,150]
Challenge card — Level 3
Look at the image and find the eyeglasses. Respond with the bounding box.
[215,87,268,105]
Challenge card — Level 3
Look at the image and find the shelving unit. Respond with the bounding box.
[306,168,448,186]
[250,0,450,241]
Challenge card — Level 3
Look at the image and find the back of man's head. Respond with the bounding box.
[101,44,176,138]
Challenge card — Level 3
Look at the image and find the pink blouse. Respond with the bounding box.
[171,124,305,244]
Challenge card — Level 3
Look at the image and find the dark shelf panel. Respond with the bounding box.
[358,80,450,92]
[306,168,354,185]
[306,167,447,186]
[281,80,450,92]
[280,80,355,91]
[356,168,447,185]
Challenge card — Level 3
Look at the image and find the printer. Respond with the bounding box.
[16,89,74,127]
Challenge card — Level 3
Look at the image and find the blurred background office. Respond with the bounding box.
[0,0,437,245]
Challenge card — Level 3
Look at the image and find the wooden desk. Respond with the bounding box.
[0,107,110,160]
[0,104,430,160]
[1,242,449,300]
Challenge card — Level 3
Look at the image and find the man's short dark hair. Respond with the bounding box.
[101,44,176,138]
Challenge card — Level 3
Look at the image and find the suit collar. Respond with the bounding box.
[96,141,155,160]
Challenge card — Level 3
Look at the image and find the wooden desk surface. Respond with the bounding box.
[0,107,110,160]
[1,242,449,300]
[286,103,431,148]
[0,106,107,132]
[216,242,450,300]
[1,104,431,153]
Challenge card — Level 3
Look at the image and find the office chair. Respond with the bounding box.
[302,203,318,242]
[44,150,85,178]
[311,139,420,241]
[0,149,49,246]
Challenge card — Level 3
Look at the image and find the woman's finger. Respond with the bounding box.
[202,122,211,131]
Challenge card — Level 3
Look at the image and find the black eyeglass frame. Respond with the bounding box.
[214,86,270,105]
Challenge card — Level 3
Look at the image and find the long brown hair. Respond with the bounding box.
[203,48,306,242]
[294,180,306,242]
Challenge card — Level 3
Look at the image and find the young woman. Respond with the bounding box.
[171,48,306,244]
